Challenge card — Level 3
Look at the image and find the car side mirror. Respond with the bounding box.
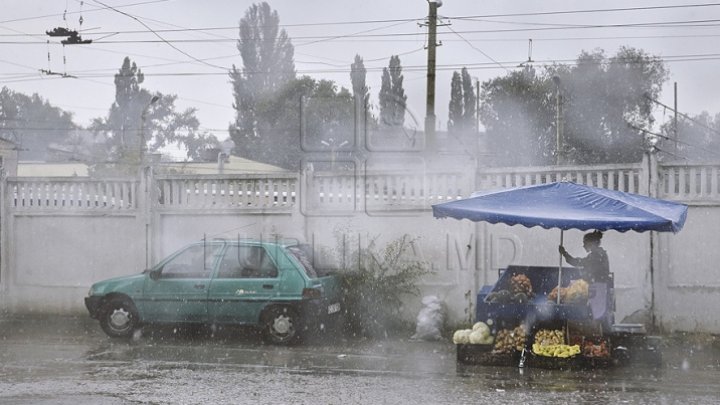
[149,269,161,280]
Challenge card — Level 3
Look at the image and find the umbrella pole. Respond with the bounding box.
[557,230,564,304]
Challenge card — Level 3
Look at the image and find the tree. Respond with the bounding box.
[350,54,373,134]
[461,67,476,133]
[479,67,555,165]
[448,67,477,134]
[350,54,370,113]
[89,57,218,175]
[229,2,296,160]
[378,55,407,128]
[448,71,463,133]
[480,47,668,165]
[232,76,355,169]
[559,47,668,163]
[0,87,76,160]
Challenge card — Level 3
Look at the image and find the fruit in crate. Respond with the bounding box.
[534,329,565,346]
[582,340,610,358]
[547,279,589,303]
[532,343,581,358]
[492,325,527,354]
[510,274,533,295]
[565,279,589,302]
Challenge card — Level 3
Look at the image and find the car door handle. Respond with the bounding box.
[194,284,206,289]
[262,284,274,289]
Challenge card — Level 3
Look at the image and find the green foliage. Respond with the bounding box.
[378,55,407,128]
[89,57,218,176]
[448,67,477,135]
[338,235,432,338]
[448,71,463,133]
[480,67,555,165]
[350,54,370,113]
[228,3,358,170]
[232,75,355,170]
[229,2,296,167]
[461,67,476,133]
[0,87,76,160]
[480,47,668,165]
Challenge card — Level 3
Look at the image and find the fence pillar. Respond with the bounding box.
[138,166,154,269]
[0,170,6,291]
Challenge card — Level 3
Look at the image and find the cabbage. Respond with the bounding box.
[469,330,485,344]
[472,321,490,337]
[452,329,472,344]
[479,334,495,345]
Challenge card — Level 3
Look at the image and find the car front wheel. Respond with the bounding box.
[100,298,139,338]
[263,306,300,345]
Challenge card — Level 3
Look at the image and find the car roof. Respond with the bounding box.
[187,238,301,249]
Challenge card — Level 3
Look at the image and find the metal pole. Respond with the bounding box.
[553,76,562,165]
[557,230,564,304]
[140,95,159,163]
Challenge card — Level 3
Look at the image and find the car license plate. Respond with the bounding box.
[327,303,340,314]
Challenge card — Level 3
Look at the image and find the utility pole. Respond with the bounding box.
[424,0,442,149]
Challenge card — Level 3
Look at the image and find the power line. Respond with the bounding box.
[2,51,717,78]
[9,15,720,45]
[0,0,171,25]
[440,21,509,73]
[629,123,720,158]
[4,2,719,34]
[447,2,720,19]
[91,0,228,71]
[644,94,720,137]
[293,20,415,49]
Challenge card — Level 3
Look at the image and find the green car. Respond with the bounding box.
[85,239,343,344]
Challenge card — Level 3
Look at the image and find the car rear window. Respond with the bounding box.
[287,246,318,278]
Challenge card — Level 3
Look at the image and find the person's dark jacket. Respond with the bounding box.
[563,247,610,283]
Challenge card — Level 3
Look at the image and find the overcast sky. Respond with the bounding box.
[2,0,720,143]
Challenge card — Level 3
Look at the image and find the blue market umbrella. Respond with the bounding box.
[432,182,688,302]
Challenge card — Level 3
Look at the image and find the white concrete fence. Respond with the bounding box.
[1,156,719,333]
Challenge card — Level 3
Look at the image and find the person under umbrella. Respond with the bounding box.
[559,230,610,283]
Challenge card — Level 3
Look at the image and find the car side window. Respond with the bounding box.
[217,245,278,279]
[160,244,220,279]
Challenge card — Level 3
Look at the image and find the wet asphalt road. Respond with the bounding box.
[1,315,719,404]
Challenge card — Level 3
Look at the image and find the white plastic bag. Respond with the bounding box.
[411,295,445,341]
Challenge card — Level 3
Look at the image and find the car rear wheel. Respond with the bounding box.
[100,297,139,338]
[263,306,300,345]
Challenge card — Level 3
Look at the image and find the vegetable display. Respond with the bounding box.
[486,274,534,304]
[492,325,527,353]
[533,329,565,346]
[532,343,581,358]
[452,321,494,345]
[582,339,610,358]
[547,279,589,303]
[510,274,533,296]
